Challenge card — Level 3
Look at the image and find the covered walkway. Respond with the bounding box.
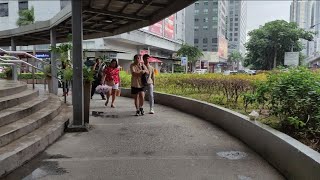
[4,96,284,180]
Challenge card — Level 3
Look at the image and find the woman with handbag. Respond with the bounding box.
[130,55,149,116]
[102,59,120,108]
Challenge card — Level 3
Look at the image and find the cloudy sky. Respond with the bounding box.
[246,1,291,40]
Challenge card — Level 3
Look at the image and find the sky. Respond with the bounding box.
[246,1,291,40]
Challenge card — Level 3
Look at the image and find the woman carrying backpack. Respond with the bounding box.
[130,55,149,116]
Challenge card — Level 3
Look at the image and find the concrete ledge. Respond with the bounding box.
[121,88,320,180]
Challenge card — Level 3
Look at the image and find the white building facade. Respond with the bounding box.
[227,0,247,55]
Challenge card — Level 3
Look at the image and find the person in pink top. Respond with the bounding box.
[102,59,120,108]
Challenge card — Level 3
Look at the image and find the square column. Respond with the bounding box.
[50,28,58,95]
[11,37,18,81]
[71,0,85,128]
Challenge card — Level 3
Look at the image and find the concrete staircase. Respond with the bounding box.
[0,80,71,177]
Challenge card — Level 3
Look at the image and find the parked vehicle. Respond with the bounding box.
[194,69,208,74]
[245,69,256,75]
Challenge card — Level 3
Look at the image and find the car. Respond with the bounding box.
[223,70,237,75]
[194,69,208,74]
[245,69,256,75]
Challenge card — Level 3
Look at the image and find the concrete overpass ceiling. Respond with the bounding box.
[0,0,196,46]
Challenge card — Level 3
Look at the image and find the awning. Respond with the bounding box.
[148,57,162,63]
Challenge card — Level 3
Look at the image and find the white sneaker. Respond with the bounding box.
[149,109,154,114]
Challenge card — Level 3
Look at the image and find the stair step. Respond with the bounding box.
[0,106,71,177]
[0,89,38,111]
[0,99,62,147]
[0,95,50,127]
[0,81,27,98]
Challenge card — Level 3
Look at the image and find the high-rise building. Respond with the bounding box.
[193,0,229,72]
[227,0,247,55]
[290,0,318,57]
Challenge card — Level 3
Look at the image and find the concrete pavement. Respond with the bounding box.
[3,95,284,180]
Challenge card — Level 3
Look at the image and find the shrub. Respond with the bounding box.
[266,67,320,139]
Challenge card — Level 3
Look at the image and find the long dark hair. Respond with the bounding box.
[110,59,118,68]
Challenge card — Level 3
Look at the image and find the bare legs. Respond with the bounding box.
[134,91,145,116]
[105,89,117,107]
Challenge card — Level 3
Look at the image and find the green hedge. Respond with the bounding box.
[0,73,45,79]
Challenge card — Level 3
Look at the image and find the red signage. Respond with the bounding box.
[164,15,175,40]
[148,20,163,36]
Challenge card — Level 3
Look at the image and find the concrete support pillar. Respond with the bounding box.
[71,0,84,127]
[10,37,16,51]
[11,37,18,81]
[50,27,58,95]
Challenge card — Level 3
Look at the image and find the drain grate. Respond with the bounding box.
[216,151,247,160]
[92,111,119,118]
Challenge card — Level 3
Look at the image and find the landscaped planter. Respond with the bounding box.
[120,88,320,180]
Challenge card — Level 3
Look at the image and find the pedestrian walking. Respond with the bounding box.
[130,55,149,116]
[91,58,106,100]
[103,59,120,108]
[142,54,155,114]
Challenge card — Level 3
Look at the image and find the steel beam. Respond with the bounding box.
[85,8,147,21]
[50,27,58,95]
[71,0,85,127]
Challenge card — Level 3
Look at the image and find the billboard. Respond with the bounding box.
[284,52,299,66]
[148,20,163,36]
[164,15,175,40]
[218,37,228,59]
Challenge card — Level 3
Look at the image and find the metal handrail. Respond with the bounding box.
[0,48,50,65]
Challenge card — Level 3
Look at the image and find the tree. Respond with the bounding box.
[16,6,35,26]
[177,43,203,72]
[245,20,313,70]
[228,51,243,70]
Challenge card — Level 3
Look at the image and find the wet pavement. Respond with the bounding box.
[3,94,285,180]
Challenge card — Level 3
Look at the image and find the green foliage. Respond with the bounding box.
[63,67,73,81]
[43,65,51,77]
[19,73,45,79]
[177,43,203,63]
[83,66,94,82]
[4,66,12,78]
[0,73,5,79]
[245,20,314,70]
[228,51,244,70]
[16,6,35,26]
[267,67,320,137]
[50,43,72,66]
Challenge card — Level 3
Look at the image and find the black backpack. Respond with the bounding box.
[141,65,149,87]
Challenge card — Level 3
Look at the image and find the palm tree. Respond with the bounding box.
[16,6,35,26]
[228,51,243,71]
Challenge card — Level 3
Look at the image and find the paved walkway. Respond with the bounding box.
[4,94,284,180]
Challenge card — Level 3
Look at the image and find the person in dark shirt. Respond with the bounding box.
[91,58,106,100]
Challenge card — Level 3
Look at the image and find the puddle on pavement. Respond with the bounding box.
[3,153,69,180]
[216,151,247,160]
[237,175,253,180]
[92,111,119,118]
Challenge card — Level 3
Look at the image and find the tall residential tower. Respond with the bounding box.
[227,0,247,55]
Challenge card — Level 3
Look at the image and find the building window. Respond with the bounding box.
[203,26,208,30]
[195,18,199,22]
[195,2,199,6]
[234,38,238,41]
[212,38,217,43]
[213,20,218,26]
[203,9,208,14]
[204,17,208,22]
[19,1,28,11]
[204,1,208,5]
[203,49,207,51]
[194,26,199,31]
[194,10,199,15]
[0,3,9,17]
[235,23,239,26]
[194,39,198,44]
[203,38,208,44]
[235,18,239,21]
[234,33,238,36]
[235,28,238,31]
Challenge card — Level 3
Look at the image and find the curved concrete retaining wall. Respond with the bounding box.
[121,88,320,180]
